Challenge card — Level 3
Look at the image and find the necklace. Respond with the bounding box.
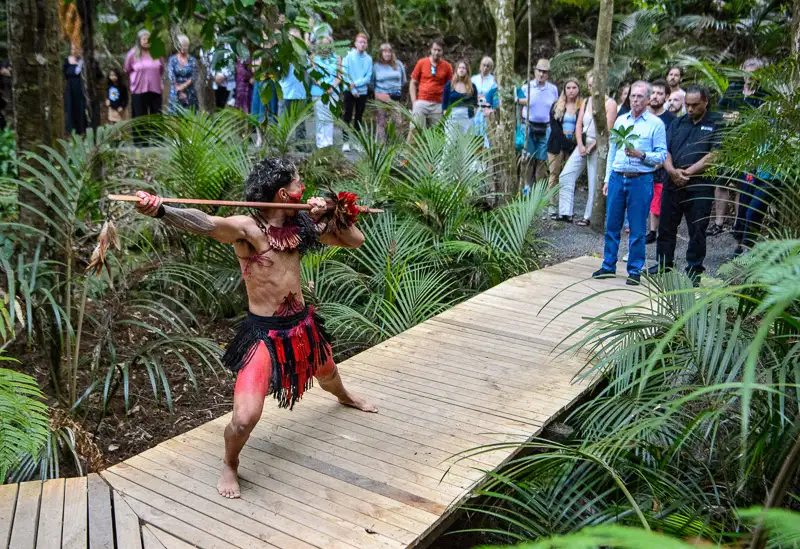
[252,213,301,251]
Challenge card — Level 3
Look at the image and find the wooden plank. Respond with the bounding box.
[113,491,143,549]
[8,481,41,549]
[123,496,240,549]
[35,478,65,549]
[122,453,404,549]
[301,378,536,450]
[159,436,439,528]
[0,483,19,548]
[345,354,575,417]
[88,474,114,549]
[104,468,308,549]
[181,428,450,515]
[236,395,490,479]
[141,446,419,545]
[141,526,168,549]
[145,526,198,549]
[61,477,88,549]
[214,413,476,490]
[192,421,463,505]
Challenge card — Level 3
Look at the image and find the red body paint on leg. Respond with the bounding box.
[234,341,272,399]
[314,345,337,379]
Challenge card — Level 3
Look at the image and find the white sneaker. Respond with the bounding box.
[342,143,351,152]
[623,253,629,262]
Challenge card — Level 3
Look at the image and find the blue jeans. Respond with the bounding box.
[526,126,550,161]
[732,175,780,248]
[602,171,654,276]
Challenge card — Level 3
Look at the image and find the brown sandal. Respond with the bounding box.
[575,218,590,226]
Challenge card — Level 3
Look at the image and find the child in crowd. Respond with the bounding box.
[106,69,129,123]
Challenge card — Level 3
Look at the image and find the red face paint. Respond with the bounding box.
[286,184,306,204]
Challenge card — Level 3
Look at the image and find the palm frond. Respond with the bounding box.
[0,362,49,483]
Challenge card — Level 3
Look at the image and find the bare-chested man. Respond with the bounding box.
[135,156,377,499]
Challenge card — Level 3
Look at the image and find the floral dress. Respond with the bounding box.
[168,54,198,113]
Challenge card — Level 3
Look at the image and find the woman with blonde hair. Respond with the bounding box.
[167,34,198,113]
[442,60,478,135]
[557,71,618,225]
[371,43,406,141]
[471,56,496,146]
[545,77,581,218]
[124,29,164,143]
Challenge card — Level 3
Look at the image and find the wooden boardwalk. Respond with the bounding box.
[1,257,632,549]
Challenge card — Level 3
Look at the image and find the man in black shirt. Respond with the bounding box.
[646,78,676,244]
[648,85,721,284]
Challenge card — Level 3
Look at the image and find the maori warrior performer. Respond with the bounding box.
[135,157,377,499]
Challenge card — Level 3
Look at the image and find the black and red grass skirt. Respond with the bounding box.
[222,307,332,409]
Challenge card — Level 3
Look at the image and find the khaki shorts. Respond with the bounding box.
[108,108,123,123]
[412,100,442,129]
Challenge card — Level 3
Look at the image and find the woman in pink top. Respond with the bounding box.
[124,29,164,144]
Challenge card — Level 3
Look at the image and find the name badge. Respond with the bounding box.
[701,125,714,131]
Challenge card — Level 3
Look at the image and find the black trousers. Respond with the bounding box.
[655,183,714,274]
[214,87,230,109]
[342,91,368,135]
[131,92,162,146]
[131,92,162,118]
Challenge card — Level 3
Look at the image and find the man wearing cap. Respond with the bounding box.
[517,59,559,188]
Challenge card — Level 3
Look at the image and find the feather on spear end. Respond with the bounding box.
[86,221,122,284]
[321,188,363,233]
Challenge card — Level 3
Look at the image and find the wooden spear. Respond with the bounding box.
[106,194,385,213]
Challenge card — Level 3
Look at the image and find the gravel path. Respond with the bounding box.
[537,184,737,277]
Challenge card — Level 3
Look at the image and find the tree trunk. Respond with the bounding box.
[76,0,101,130]
[9,0,64,226]
[590,0,614,232]
[485,0,517,199]
[792,0,800,54]
[354,0,384,41]
[549,17,561,53]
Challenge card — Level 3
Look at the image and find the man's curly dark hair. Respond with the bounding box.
[243,156,298,203]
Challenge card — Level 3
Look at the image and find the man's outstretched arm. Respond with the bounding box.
[136,191,249,244]
[320,224,365,248]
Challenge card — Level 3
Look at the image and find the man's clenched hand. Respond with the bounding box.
[136,191,162,217]
[307,197,327,219]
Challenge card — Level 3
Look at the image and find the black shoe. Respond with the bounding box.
[626,274,641,286]
[556,215,573,223]
[592,268,615,279]
[647,264,673,276]
[645,231,657,244]
[706,224,724,237]
[686,269,702,287]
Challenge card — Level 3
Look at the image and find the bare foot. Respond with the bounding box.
[338,392,378,413]
[217,463,241,498]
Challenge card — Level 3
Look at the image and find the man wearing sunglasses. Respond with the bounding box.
[408,38,453,142]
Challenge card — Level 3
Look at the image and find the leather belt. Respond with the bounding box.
[615,171,649,179]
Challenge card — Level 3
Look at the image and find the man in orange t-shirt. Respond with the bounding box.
[408,38,453,142]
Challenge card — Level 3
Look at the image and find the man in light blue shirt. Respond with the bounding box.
[516,58,559,187]
[593,81,667,284]
[341,33,373,151]
[279,28,309,142]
